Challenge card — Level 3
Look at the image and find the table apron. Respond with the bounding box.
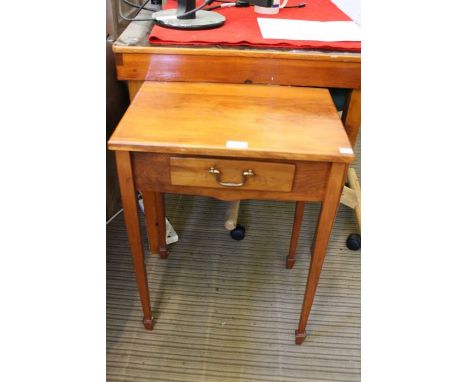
[115,53,361,89]
[132,152,330,202]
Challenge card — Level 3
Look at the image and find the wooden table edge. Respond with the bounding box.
[112,43,361,63]
[107,144,355,164]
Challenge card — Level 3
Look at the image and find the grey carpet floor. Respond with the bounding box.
[107,131,360,382]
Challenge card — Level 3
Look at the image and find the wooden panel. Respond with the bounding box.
[170,157,295,192]
[127,80,144,102]
[108,81,355,164]
[133,153,330,202]
[115,53,361,89]
[342,89,361,147]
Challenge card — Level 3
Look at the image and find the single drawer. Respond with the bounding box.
[170,157,295,192]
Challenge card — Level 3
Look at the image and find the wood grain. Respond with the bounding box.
[115,52,361,89]
[342,89,361,147]
[109,78,355,343]
[115,151,154,330]
[113,44,362,61]
[154,192,168,259]
[170,157,295,192]
[286,201,305,269]
[295,162,348,344]
[133,153,331,202]
[141,191,160,256]
[347,167,361,230]
[127,80,144,102]
[108,81,355,163]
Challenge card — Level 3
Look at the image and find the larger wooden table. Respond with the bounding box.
[112,19,361,148]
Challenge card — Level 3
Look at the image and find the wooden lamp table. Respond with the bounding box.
[108,81,354,344]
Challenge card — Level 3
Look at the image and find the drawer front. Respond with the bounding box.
[170,157,295,192]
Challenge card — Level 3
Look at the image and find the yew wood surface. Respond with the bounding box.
[108,81,354,163]
[110,81,355,344]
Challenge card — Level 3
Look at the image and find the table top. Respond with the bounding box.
[108,81,354,163]
[112,8,361,63]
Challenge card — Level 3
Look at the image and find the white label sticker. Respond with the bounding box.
[339,147,354,154]
[226,140,248,149]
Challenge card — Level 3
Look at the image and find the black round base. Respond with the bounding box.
[230,224,246,241]
[346,233,361,250]
[152,10,225,30]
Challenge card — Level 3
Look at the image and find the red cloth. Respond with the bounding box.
[148,0,360,52]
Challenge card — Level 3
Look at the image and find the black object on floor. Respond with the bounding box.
[346,233,361,250]
[230,224,246,240]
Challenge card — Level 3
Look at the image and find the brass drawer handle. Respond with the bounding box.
[208,167,255,187]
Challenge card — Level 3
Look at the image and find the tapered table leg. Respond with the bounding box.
[295,163,348,344]
[142,191,160,256]
[115,151,154,330]
[286,201,305,269]
[342,89,361,147]
[155,192,168,259]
